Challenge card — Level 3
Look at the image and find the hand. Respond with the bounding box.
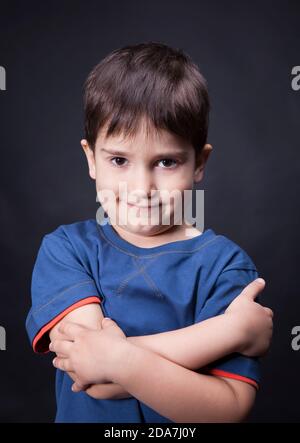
[50,317,131,389]
[225,278,273,357]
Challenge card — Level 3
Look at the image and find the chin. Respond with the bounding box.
[124,222,160,235]
[120,217,167,235]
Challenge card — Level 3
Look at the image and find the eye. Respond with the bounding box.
[158,159,178,169]
[110,157,128,167]
[109,157,179,169]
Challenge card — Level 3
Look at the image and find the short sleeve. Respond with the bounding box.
[195,264,261,389]
[25,232,101,354]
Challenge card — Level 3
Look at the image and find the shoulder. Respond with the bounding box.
[44,218,97,241]
[194,231,260,321]
[40,218,100,259]
[198,229,258,274]
[43,218,98,245]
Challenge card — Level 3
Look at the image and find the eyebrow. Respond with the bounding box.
[100,147,188,156]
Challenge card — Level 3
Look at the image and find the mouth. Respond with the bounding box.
[122,201,162,209]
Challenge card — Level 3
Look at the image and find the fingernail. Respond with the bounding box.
[52,358,57,366]
[256,278,265,284]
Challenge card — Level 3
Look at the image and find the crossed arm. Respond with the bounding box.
[49,280,273,422]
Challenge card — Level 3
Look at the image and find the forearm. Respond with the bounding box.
[127,313,241,370]
[49,305,241,400]
[113,342,246,423]
[50,303,241,373]
[62,312,240,400]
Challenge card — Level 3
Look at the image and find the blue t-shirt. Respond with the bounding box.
[25,218,261,423]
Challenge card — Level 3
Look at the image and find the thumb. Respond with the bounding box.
[242,278,266,301]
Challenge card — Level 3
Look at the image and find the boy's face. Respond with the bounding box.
[81,118,212,241]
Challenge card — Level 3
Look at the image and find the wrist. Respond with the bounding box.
[110,340,139,385]
[127,336,140,346]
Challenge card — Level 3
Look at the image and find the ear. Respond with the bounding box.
[81,139,96,180]
[194,144,213,184]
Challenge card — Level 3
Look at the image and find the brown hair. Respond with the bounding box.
[83,41,210,155]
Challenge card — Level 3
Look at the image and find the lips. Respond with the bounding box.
[123,201,161,209]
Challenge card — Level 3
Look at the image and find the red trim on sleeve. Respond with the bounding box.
[32,296,101,354]
[206,368,259,390]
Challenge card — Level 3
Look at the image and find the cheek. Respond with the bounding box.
[158,171,194,211]
[95,164,118,192]
[95,175,121,213]
[160,172,192,194]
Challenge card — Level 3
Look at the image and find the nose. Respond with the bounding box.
[128,165,157,204]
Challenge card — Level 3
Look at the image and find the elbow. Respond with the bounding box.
[222,379,257,423]
[236,397,256,423]
[228,401,254,423]
[192,376,257,423]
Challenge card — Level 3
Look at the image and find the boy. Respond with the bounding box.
[25,41,273,423]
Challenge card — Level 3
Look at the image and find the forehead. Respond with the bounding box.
[96,120,192,155]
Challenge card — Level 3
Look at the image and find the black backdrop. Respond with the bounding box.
[0,0,299,422]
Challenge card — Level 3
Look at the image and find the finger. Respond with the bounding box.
[66,371,90,391]
[58,321,86,339]
[54,352,65,358]
[53,357,74,372]
[49,339,73,355]
[66,370,77,382]
[72,383,81,393]
[263,307,274,317]
[72,382,90,392]
[241,278,266,301]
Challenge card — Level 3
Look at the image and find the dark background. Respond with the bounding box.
[0,0,299,422]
